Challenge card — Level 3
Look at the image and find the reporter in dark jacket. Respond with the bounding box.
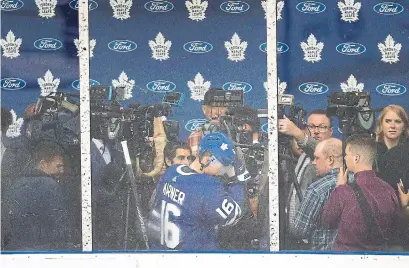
[2,140,76,250]
[375,105,409,191]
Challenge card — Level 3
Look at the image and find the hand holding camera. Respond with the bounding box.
[278,115,305,141]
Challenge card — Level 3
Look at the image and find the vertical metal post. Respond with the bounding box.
[78,0,92,251]
[266,0,279,251]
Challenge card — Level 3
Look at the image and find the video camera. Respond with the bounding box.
[89,86,179,156]
[277,94,306,147]
[326,91,375,135]
[25,92,81,146]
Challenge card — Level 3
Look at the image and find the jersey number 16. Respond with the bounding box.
[160,200,181,249]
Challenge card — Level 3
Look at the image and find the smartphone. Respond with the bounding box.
[399,179,407,194]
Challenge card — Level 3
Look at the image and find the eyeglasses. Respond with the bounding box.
[307,125,330,133]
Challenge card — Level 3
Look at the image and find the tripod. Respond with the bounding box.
[278,140,304,250]
[119,141,150,250]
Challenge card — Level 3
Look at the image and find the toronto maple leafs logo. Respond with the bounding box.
[187,72,211,101]
[278,78,287,95]
[261,0,284,20]
[110,0,133,20]
[6,110,24,138]
[112,71,135,100]
[300,34,324,63]
[185,0,208,21]
[378,35,401,64]
[225,33,248,62]
[35,0,57,19]
[220,143,228,151]
[263,78,287,95]
[0,30,22,59]
[74,38,96,58]
[340,74,364,92]
[38,70,60,96]
[149,32,172,61]
[338,0,361,23]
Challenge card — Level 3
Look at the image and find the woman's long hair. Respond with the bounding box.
[375,105,409,143]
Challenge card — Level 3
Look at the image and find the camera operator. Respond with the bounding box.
[2,140,75,250]
[89,88,173,249]
[187,89,263,249]
[375,105,409,191]
[278,109,334,247]
[321,134,408,251]
[278,109,334,158]
[188,88,230,156]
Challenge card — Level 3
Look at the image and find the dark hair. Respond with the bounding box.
[228,105,260,132]
[1,107,13,134]
[346,134,377,165]
[32,140,65,166]
[309,109,332,127]
[164,140,191,163]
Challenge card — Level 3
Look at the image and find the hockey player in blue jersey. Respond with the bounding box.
[147,132,246,250]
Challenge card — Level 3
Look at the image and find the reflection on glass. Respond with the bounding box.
[89,0,269,251]
[1,1,81,251]
[277,0,409,252]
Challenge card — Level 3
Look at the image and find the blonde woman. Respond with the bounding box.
[376,105,409,149]
[376,105,409,191]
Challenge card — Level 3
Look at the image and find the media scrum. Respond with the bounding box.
[1,84,408,252]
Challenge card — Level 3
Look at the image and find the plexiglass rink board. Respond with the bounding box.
[278,0,409,253]
[1,0,82,251]
[88,0,270,252]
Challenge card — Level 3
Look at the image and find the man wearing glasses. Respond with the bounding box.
[278,109,334,158]
[278,109,333,249]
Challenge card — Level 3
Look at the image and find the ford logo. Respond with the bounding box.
[376,83,406,96]
[33,38,63,51]
[296,1,326,14]
[336,42,366,55]
[144,1,174,12]
[222,81,252,93]
[183,41,213,54]
[1,78,26,90]
[220,1,250,14]
[261,123,268,133]
[108,40,137,52]
[71,79,100,90]
[260,42,289,53]
[259,42,267,53]
[277,42,289,54]
[1,0,24,11]
[185,119,207,132]
[69,0,98,11]
[146,80,176,93]
[373,2,404,15]
[298,82,329,95]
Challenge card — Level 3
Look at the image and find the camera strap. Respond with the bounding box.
[349,182,389,249]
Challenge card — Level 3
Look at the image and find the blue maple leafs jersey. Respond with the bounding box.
[147,165,246,250]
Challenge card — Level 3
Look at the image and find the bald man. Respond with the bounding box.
[290,138,343,250]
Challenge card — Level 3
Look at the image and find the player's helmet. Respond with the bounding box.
[198,132,236,166]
